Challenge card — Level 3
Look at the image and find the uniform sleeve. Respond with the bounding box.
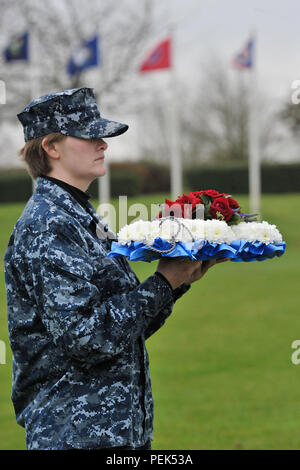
[153,272,191,303]
[144,275,191,340]
[28,227,175,365]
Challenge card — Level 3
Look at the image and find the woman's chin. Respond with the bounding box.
[95,166,106,177]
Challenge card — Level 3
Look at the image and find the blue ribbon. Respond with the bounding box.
[230,240,286,262]
[108,238,286,263]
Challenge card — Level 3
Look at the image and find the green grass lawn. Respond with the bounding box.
[0,192,299,450]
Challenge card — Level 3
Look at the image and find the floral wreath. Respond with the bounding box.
[108,190,286,263]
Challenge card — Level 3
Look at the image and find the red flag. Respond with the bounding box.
[139,38,171,73]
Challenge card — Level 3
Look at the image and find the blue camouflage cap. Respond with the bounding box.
[17,87,129,142]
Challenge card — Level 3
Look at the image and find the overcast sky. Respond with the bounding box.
[105,0,300,161]
[153,0,300,101]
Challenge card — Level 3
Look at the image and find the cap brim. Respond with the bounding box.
[61,118,129,139]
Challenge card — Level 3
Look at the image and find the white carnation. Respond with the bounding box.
[117,218,283,247]
[158,218,178,241]
[180,219,206,242]
[129,220,149,242]
[231,222,252,240]
[255,221,283,243]
[117,224,133,245]
[232,221,283,244]
[204,220,235,244]
[143,220,160,244]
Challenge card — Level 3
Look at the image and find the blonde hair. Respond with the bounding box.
[19,133,66,179]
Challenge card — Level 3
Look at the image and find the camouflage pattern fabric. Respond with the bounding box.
[3,177,190,450]
[17,88,129,142]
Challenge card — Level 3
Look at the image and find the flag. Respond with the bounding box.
[4,32,29,62]
[67,35,100,76]
[139,38,171,73]
[232,38,254,70]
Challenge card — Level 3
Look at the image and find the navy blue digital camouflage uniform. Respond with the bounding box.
[3,88,190,450]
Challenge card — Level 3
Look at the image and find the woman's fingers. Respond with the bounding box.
[216,257,231,264]
[157,256,230,287]
[201,259,216,275]
[189,257,230,283]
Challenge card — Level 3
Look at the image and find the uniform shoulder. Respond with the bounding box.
[15,194,73,238]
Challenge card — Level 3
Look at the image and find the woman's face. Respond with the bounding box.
[53,136,108,183]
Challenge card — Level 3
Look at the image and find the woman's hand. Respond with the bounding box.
[156,257,230,290]
[188,258,229,284]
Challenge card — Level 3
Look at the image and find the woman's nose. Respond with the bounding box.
[95,138,108,150]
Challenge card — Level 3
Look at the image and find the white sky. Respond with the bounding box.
[107,0,300,161]
[154,0,300,101]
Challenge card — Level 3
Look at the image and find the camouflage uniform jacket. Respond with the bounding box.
[4,176,190,450]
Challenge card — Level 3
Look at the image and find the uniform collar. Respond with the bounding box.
[41,175,92,209]
[34,176,100,229]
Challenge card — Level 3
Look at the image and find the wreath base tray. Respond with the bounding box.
[108,238,286,263]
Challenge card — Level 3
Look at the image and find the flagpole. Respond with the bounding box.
[94,35,112,227]
[29,20,40,194]
[97,170,112,227]
[138,33,181,200]
[98,161,110,214]
[248,31,261,217]
[168,25,182,200]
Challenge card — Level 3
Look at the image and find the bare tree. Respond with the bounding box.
[181,60,248,164]
[137,57,280,167]
[0,0,153,116]
[280,98,300,134]
[181,59,283,166]
[0,0,156,167]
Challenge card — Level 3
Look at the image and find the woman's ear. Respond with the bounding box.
[41,137,60,160]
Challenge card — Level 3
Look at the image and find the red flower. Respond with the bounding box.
[176,193,199,206]
[209,197,233,221]
[157,198,175,218]
[161,194,201,218]
[165,198,176,207]
[158,190,240,221]
[189,191,204,202]
[227,196,239,209]
[179,194,201,217]
[191,190,225,199]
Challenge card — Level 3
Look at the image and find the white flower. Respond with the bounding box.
[232,221,283,244]
[255,221,283,243]
[117,219,161,245]
[117,224,133,245]
[143,220,160,245]
[204,220,235,244]
[180,218,206,242]
[231,222,252,240]
[117,218,283,247]
[158,219,178,241]
[130,220,148,242]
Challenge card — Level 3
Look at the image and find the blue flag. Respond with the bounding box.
[67,35,100,76]
[4,32,29,62]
